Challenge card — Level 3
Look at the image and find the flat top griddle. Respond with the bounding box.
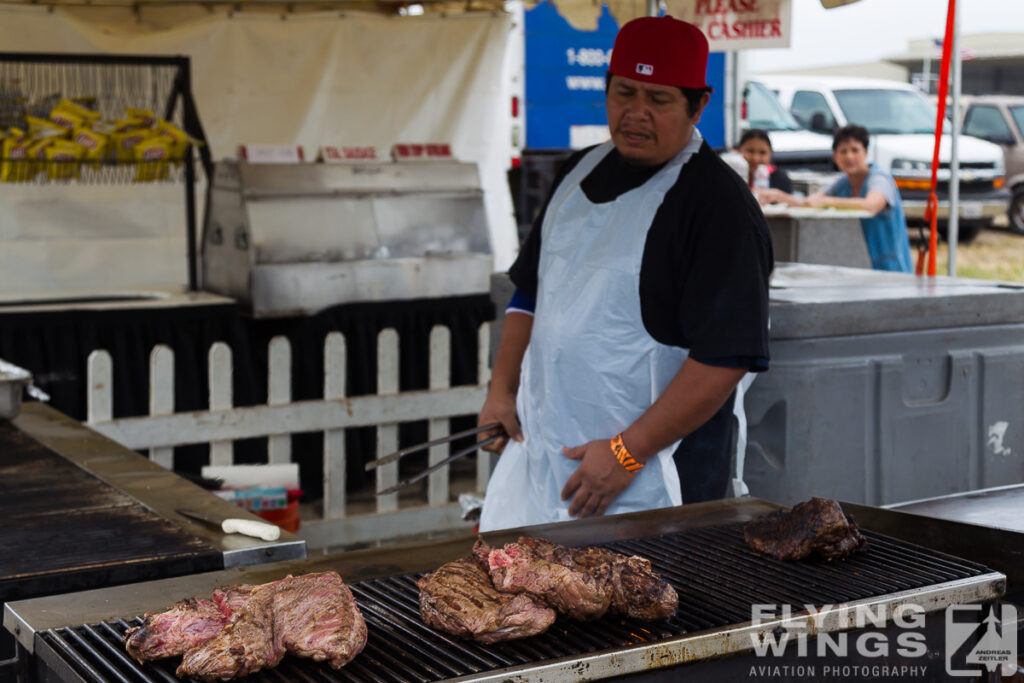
[29,518,1000,683]
[0,420,222,604]
[886,484,1024,534]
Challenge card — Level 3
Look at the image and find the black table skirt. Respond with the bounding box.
[0,294,494,498]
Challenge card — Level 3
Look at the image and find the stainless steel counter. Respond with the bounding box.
[0,287,233,315]
[7,403,306,570]
[766,262,1024,338]
[886,484,1024,534]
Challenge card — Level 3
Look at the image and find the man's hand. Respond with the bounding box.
[477,389,522,453]
[560,439,635,518]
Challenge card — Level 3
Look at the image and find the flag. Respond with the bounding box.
[933,38,976,61]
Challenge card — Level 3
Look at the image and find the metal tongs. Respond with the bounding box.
[367,422,505,496]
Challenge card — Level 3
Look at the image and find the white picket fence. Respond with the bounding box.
[85,324,493,549]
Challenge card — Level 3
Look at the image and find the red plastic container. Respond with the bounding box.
[258,500,300,533]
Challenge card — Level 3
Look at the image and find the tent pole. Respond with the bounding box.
[948,0,961,274]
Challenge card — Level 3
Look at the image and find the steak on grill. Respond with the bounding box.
[179,580,280,680]
[124,585,255,663]
[479,538,612,620]
[743,498,869,561]
[178,572,367,681]
[417,557,556,643]
[563,545,678,620]
[477,537,678,621]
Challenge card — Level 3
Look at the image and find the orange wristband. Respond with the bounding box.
[610,433,643,472]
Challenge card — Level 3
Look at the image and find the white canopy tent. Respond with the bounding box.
[0,0,969,292]
[0,2,517,291]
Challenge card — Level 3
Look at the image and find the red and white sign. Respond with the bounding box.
[391,143,454,161]
[667,0,791,52]
[319,146,380,162]
[238,145,305,163]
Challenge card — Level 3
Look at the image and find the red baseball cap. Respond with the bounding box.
[608,16,710,90]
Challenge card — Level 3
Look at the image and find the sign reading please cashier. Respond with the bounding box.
[666,0,792,51]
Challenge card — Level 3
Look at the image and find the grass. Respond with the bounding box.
[911,227,1024,282]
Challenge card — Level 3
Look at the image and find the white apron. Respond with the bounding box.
[479,131,707,532]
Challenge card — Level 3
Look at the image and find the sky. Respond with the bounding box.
[746,0,1024,73]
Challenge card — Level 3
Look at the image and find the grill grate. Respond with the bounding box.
[39,523,990,682]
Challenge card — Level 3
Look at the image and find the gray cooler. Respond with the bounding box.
[745,263,1024,506]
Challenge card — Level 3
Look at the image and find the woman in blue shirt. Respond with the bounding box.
[802,124,913,272]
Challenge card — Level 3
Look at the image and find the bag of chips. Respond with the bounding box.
[133,135,172,182]
[71,127,108,169]
[1,128,33,182]
[49,107,85,131]
[49,97,98,131]
[44,139,85,180]
[109,126,150,162]
[26,115,69,140]
[125,107,156,128]
[153,118,201,160]
[17,137,56,182]
[57,97,101,122]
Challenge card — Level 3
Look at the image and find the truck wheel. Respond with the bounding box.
[1009,186,1024,235]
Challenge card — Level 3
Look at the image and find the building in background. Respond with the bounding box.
[887,33,1024,96]
[752,60,907,82]
[753,33,1024,96]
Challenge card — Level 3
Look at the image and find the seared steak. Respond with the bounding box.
[480,539,612,620]
[178,580,281,681]
[123,585,255,663]
[215,584,257,615]
[178,572,366,681]
[275,572,367,668]
[744,498,869,561]
[420,537,678,640]
[418,557,556,643]
[508,537,677,620]
[473,537,677,621]
[568,546,678,620]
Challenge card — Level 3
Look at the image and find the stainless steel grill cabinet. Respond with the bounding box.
[201,159,494,318]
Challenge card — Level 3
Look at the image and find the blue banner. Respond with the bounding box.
[525,2,725,150]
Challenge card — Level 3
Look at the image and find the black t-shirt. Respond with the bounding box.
[509,140,773,369]
[770,166,794,193]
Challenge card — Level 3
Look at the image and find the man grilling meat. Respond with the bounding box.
[477,16,772,530]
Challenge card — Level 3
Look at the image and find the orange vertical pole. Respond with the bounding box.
[923,0,957,277]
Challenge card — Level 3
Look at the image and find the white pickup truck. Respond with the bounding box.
[742,80,834,173]
[757,75,1009,242]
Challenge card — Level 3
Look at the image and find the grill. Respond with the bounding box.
[34,522,995,683]
[0,403,306,680]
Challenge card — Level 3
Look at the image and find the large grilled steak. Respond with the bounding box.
[178,572,367,681]
[179,580,280,680]
[479,539,612,620]
[563,545,678,620]
[417,557,556,643]
[124,585,255,663]
[476,537,678,621]
[744,498,869,561]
